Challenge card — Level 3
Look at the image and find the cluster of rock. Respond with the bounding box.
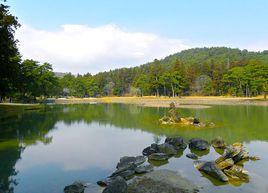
[159,102,214,127]
[64,136,259,193]
[143,137,187,161]
[194,137,260,182]
[97,155,151,187]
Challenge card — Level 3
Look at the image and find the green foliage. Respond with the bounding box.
[17,60,60,101]
[222,63,268,97]
[0,2,21,99]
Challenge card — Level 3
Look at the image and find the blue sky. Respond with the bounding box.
[7,0,268,73]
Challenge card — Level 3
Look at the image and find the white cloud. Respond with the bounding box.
[16,24,190,74]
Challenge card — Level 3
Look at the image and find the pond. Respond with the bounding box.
[0,104,267,193]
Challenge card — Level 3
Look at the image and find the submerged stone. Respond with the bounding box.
[128,169,197,193]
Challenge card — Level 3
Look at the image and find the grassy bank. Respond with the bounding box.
[54,96,268,108]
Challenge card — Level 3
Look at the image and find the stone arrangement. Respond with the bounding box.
[159,102,214,127]
[64,136,260,193]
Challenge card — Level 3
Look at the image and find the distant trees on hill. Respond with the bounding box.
[58,48,267,98]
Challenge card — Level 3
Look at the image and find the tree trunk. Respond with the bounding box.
[171,84,175,97]
[264,91,267,99]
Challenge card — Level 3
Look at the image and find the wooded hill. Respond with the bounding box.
[77,47,268,97]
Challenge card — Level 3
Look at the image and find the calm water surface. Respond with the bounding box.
[0,104,267,193]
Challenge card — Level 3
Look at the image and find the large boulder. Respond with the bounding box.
[164,137,187,150]
[189,138,210,151]
[127,169,198,193]
[64,181,87,193]
[194,161,228,182]
[102,176,127,193]
[148,153,169,161]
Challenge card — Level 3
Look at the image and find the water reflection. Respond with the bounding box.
[0,104,267,193]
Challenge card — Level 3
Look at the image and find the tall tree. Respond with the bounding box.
[0,1,21,100]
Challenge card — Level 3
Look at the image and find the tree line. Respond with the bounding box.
[1,2,268,102]
[60,48,268,98]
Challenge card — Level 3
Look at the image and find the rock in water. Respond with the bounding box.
[194,161,228,182]
[157,143,177,155]
[116,156,146,170]
[97,178,114,187]
[249,156,260,161]
[193,118,200,124]
[102,176,127,193]
[128,169,198,193]
[216,158,234,170]
[233,149,249,163]
[142,144,158,156]
[135,164,154,174]
[215,144,244,164]
[110,168,135,180]
[165,137,187,150]
[189,138,210,151]
[168,102,181,123]
[186,153,198,160]
[148,153,169,161]
[64,181,86,193]
[224,165,249,181]
[211,137,226,149]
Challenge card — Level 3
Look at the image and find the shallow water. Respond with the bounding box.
[0,104,267,193]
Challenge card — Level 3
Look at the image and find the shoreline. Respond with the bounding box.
[1,96,267,108]
[54,96,268,108]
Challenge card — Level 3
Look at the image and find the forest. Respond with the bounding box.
[1,2,268,102]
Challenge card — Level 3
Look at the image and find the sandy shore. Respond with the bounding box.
[54,96,268,108]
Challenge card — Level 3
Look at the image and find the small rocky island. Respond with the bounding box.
[64,136,259,193]
[159,102,214,127]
